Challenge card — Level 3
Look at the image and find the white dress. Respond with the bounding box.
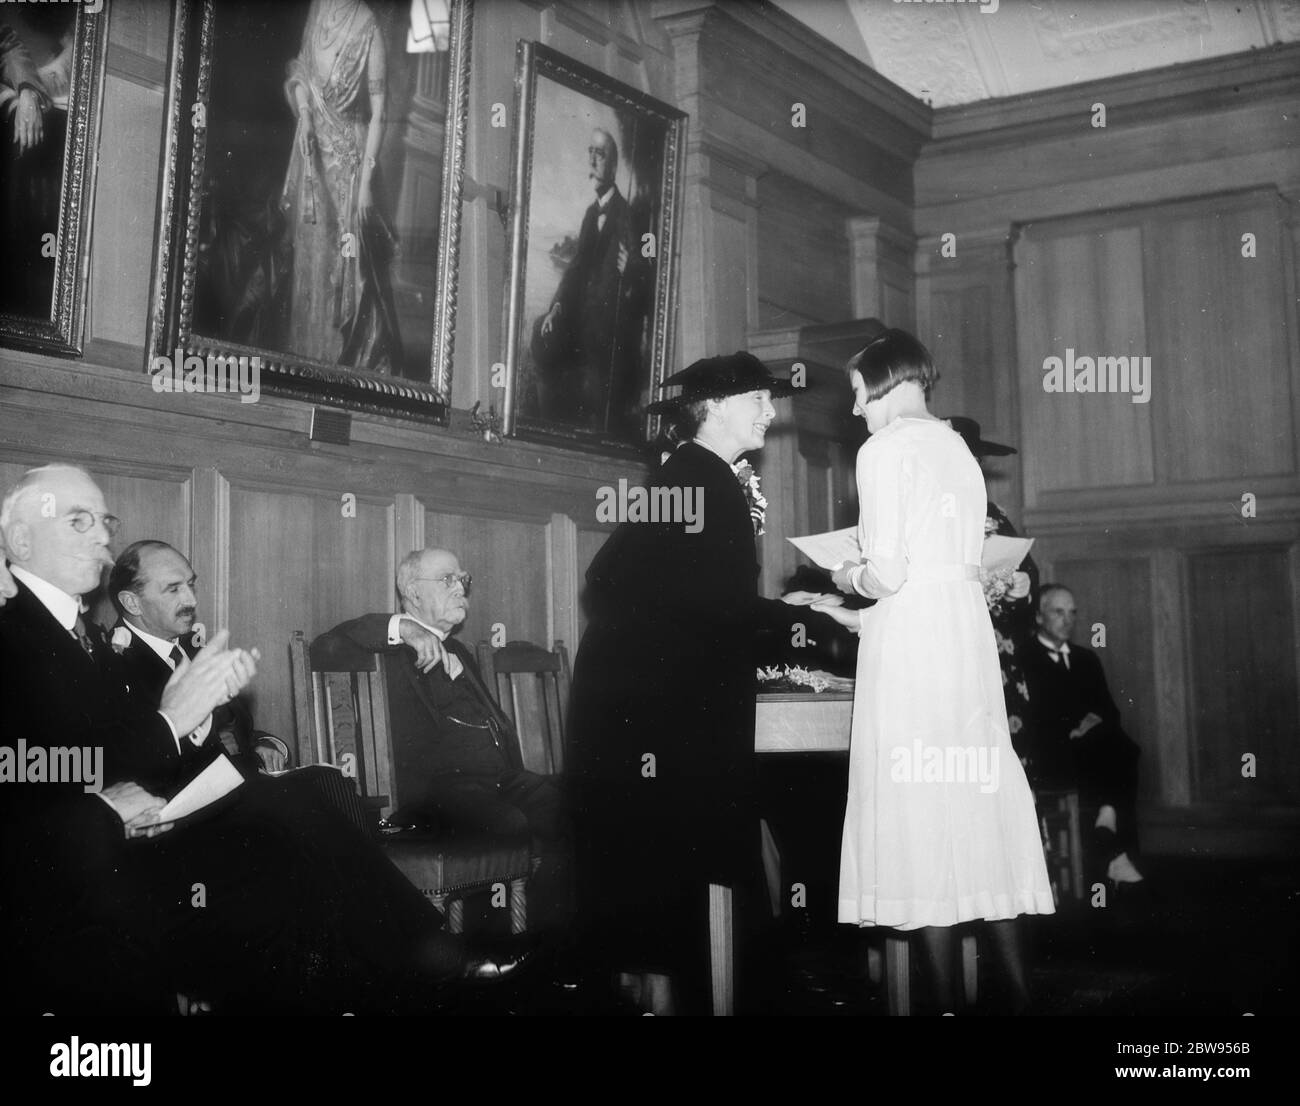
[837,417,1055,930]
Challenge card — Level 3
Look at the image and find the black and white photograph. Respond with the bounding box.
[1,0,1297,1080]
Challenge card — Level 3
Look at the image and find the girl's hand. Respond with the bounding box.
[812,600,860,633]
[831,561,860,595]
[1008,571,1031,599]
[358,179,374,220]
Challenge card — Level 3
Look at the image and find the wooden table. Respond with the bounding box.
[708,690,855,1015]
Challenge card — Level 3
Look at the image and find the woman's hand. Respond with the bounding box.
[297,110,315,159]
[831,561,861,595]
[811,600,860,633]
[781,590,835,606]
[358,178,374,220]
[1008,570,1031,600]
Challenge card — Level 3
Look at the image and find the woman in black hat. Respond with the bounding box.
[568,351,829,1015]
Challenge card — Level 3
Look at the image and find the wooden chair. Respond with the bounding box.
[1036,788,1085,903]
[475,639,571,775]
[290,630,532,934]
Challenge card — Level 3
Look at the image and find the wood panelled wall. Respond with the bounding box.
[914,44,1300,850]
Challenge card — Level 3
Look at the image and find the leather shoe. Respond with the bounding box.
[461,940,539,984]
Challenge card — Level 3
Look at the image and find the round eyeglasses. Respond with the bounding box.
[67,510,121,537]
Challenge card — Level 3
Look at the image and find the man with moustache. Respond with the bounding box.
[317,547,569,931]
[0,465,517,1013]
[108,539,284,787]
[1020,583,1146,893]
[532,127,650,436]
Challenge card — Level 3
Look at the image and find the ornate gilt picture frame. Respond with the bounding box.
[146,0,473,422]
[504,42,686,451]
[0,2,108,357]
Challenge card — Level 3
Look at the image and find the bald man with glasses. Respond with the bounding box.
[318,547,570,931]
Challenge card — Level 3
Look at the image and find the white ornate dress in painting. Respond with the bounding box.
[838,417,1055,929]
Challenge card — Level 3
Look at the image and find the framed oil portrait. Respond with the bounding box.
[503,42,686,451]
[147,0,472,422]
[0,1,107,356]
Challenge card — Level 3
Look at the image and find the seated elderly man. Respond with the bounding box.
[0,466,523,1013]
[318,547,570,931]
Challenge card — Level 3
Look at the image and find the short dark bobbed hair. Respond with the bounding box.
[845,328,939,402]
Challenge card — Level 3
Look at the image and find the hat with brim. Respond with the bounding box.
[946,415,1016,457]
[646,351,797,415]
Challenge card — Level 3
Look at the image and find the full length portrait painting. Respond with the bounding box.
[0,1,106,356]
[504,43,685,450]
[148,0,472,421]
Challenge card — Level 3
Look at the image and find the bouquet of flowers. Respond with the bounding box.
[982,567,1015,613]
[757,664,831,693]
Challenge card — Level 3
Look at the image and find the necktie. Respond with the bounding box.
[444,650,464,680]
[169,644,185,670]
[1050,644,1071,670]
[73,615,95,658]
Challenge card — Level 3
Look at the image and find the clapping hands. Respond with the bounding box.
[159,629,260,738]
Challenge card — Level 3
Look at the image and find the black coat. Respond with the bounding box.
[113,621,261,792]
[568,442,829,969]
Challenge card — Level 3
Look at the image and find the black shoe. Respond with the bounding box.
[461,938,540,984]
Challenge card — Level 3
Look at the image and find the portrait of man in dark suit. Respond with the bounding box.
[529,126,651,438]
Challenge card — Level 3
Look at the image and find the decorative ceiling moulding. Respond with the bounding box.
[1032,0,1213,61]
[857,0,990,108]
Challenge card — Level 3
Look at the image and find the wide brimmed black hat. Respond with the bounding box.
[646,351,797,415]
[946,415,1016,457]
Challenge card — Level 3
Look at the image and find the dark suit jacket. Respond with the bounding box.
[312,619,525,812]
[113,620,260,792]
[1019,636,1125,782]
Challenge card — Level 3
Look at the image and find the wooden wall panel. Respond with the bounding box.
[1051,556,1160,801]
[928,281,998,432]
[1143,196,1296,483]
[423,511,549,652]
[756,172,853,332]
[1016,224,1156,503]
[228,486,394,746]
[1187,548,1300,804]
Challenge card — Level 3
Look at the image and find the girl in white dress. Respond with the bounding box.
[813,329,1054,1012]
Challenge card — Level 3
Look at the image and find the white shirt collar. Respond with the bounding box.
[10,565,81,631]
[595,185,618,211]
[125,620,183,666]
[1037,634,1070,654]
